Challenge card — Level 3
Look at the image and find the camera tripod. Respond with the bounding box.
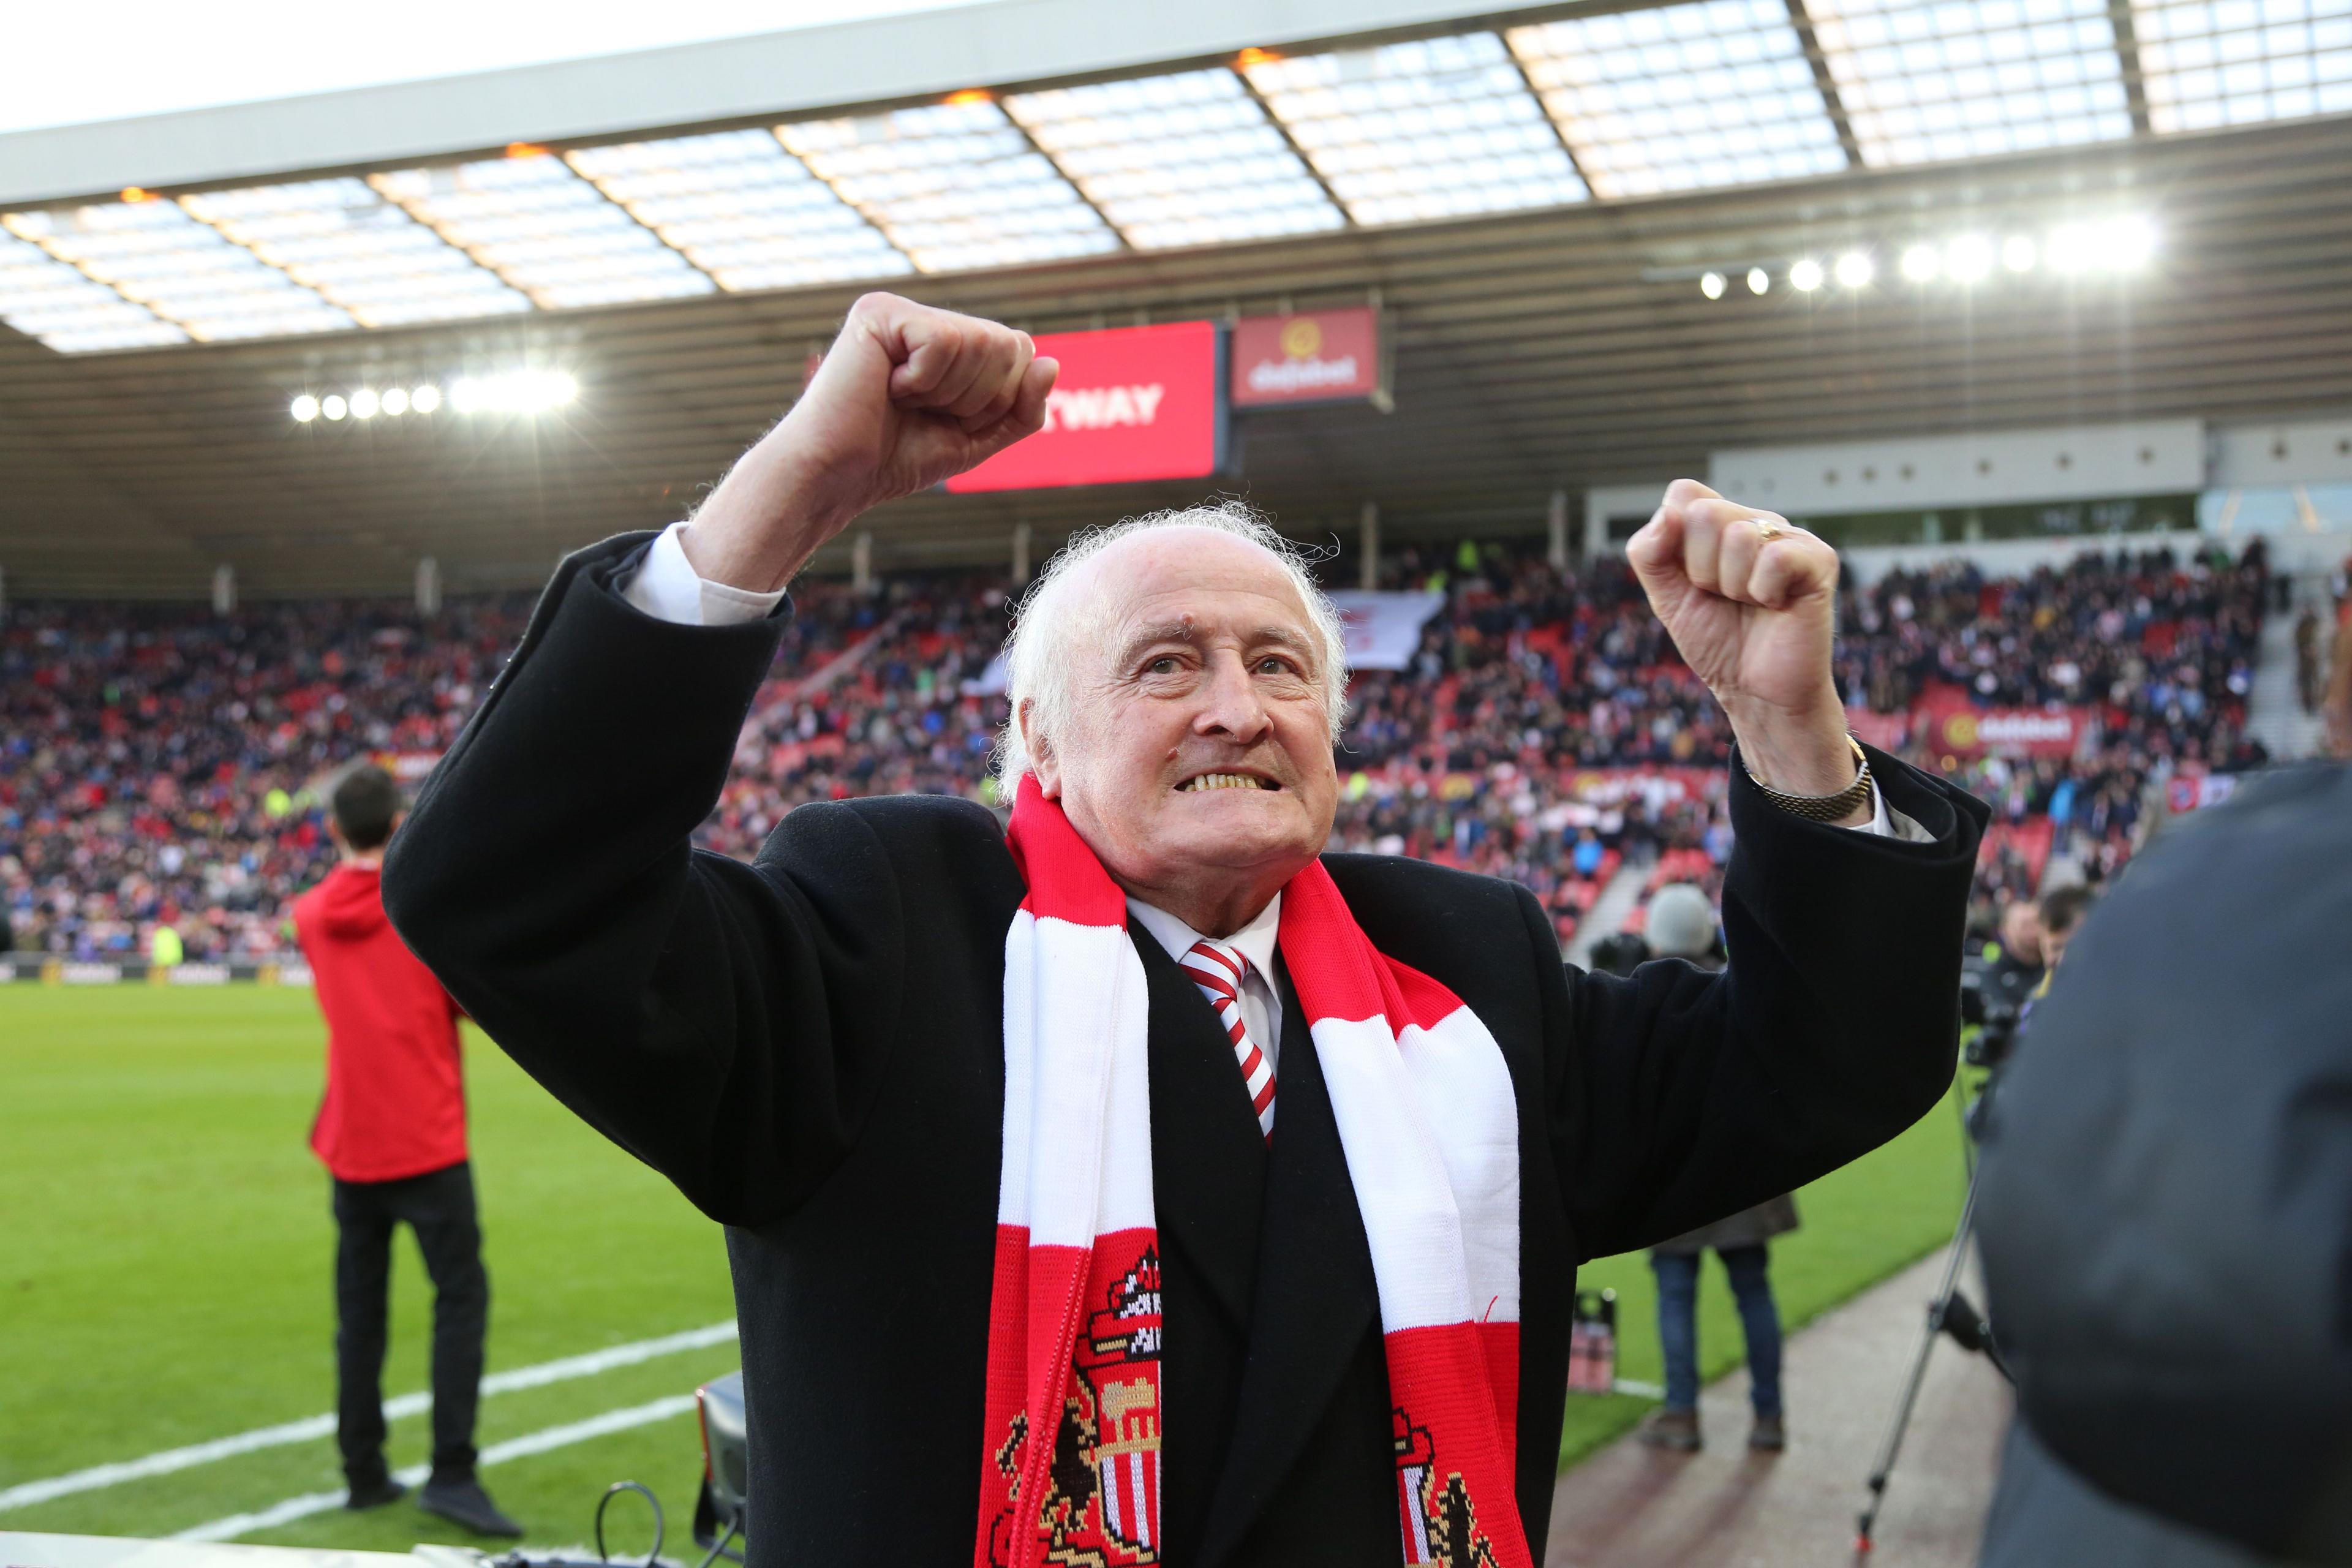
[1853,1081,2015,1555]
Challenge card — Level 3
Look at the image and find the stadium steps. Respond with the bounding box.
[1562,861,1650,967]
[2245,571,2336,762]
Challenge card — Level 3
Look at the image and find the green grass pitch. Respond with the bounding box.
[0,986,1967,1551]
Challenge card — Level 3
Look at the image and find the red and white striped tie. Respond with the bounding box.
[1179,938,1276,1139]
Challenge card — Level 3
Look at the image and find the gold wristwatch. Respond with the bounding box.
[1746,736,1873,822]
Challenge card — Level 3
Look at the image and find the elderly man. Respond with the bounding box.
[385,294,1985,1568]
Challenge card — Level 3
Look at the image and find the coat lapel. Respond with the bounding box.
[1194,976,1383,1568]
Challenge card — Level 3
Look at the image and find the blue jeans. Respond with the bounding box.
[1651,1243,1783,1418]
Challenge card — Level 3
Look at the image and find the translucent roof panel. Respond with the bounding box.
[369,153,716,310]
[566,130,914,292]
[1,200,354,342]
[1508,0,1847,198]
[1004,68,1346,249]
[2133,0,2352,132]
[0,227,189,353]
[1809,0,2135,165]
[778,98,1121,273]
[178,178,531,329]
[1244,32,1588,225]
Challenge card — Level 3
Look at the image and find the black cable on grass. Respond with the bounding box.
[594,1481,663,1568]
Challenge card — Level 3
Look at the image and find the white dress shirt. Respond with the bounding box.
[625,521,788,626]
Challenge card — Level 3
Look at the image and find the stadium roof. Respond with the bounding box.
[2,0,2350,595]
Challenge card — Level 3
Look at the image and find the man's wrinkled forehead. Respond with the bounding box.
[1081,527,1319,655]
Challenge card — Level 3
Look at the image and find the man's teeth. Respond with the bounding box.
[1182,773,1268,792]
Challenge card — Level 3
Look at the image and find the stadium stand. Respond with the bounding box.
[0,535,2277,962]
[1,597,530,960]
[1839,538,2272,938]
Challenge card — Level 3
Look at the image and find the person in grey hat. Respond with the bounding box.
[1635,881,1803,1453]
[1643,881,1723,967]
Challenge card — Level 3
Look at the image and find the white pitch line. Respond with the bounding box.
[0,1321,734,1513]
[172,1395,698,1544]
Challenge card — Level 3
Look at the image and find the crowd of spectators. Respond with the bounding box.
[0,532,2277,962]
[1325,542,1733,942]
[1842,541,2270,777]
[2,597,527,960]
[1839,539,2272,932]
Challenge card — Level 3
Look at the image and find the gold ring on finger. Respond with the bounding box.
[1753,516,1787,542]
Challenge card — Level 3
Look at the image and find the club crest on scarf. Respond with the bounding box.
[988,1242,1164,1567]
[1395,1409,1501,1568]
[1081,1246,1165,1558]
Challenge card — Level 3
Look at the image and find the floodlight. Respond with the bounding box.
[1789,257,1824,292]
[290,394,320,422]
[1746,266,1769,295]
[2046,222,2095,273]
[1901,243,1940,281]
[441,369,581,414]
[1945,234,1994,283]
[2002,235,2038,273]
[2104,214,2158,270]
[1834,250,1874,288]
[350,388,380,419]
[1700,270,1727,300]
[411,383,442,413]
[322,394,348,420]
[380,386,409,416]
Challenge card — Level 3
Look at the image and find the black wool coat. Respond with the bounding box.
[383,535,1987,1568]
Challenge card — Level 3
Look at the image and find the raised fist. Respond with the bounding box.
[684,293,1058,592]
[1629,478,1860,804]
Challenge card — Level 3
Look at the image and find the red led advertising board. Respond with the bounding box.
[946,320,1226,494]
[1231,307,1387,409]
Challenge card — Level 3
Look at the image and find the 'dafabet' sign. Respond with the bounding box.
[1924,703,2091,758]
[1231,307,1387,409]
[947,320,1226,493]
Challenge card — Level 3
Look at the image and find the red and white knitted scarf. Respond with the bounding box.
[979,778,1529,1568]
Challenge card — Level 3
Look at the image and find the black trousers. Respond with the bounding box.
[332,1160,489,1483]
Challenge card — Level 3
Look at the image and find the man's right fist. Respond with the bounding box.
[683,293,1058,592]
[796,292,1058,508]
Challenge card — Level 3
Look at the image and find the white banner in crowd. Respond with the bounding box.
[1325,591,1447,671]
[964,653,1009,697]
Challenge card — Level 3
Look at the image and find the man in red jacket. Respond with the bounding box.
[295,764,519,1538]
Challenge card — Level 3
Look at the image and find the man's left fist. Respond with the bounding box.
[1629,479,1853,794]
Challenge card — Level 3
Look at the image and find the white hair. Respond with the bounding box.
[993,500,1350,794]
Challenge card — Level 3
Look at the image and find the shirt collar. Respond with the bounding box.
[1126,892,1283,980]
